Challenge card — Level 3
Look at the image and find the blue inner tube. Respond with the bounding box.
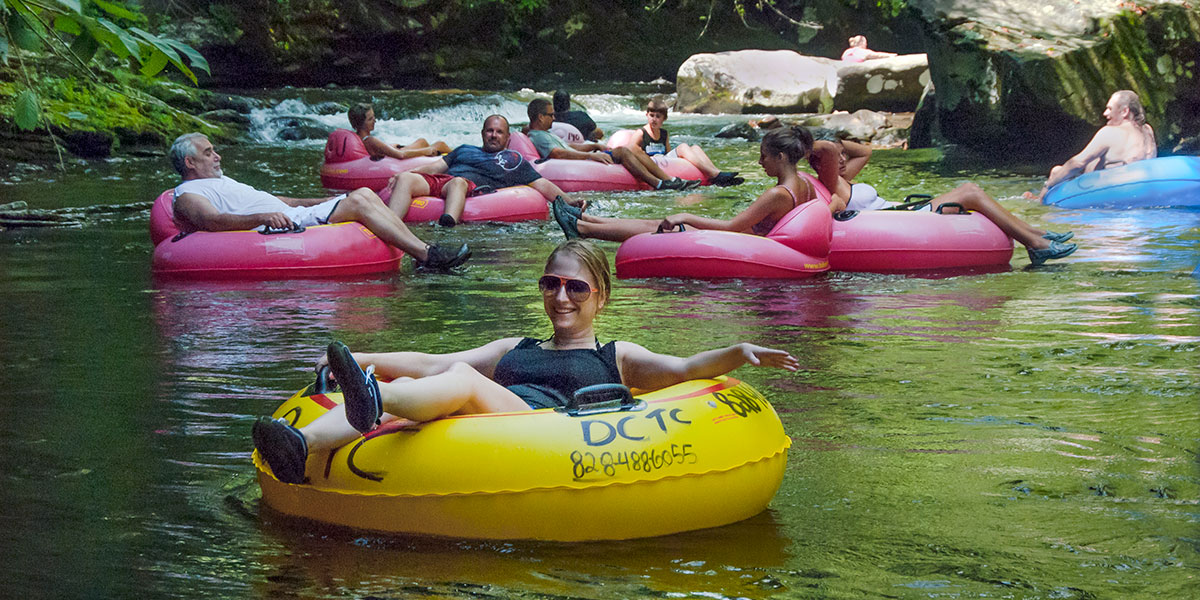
[1043,156,1200,209]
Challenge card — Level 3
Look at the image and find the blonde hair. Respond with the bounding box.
[546,240,611,305]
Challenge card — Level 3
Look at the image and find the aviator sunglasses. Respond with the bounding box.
[538,275,598,303]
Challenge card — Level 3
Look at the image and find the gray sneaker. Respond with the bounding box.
[419,243,471,271]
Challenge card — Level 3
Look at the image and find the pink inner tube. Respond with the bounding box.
[508,131,708,192]
[804,176,1014,272]
[377,185,548,223]
[829,210,1014,271]
[149,190,403,280]
[320,129,442,191]
[615,189,833,280]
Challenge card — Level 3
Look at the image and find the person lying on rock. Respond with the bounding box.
[386,114,579,227]
[620,97,743,187]
[550,126,816,242]
[168,133,470,271]
[842,35,897,63]
[252,239,798,485]
[348,103,452,160]
[1025,90,1157,200]
[526,98,700,191]
[553,89,604,142]
[808,134,1077,266]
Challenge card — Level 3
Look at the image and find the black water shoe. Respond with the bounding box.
[418,243,471,271]
[552,196,580,240]
[327,341,383,433]
[252,416,308,484]
[1027,241,1077,266]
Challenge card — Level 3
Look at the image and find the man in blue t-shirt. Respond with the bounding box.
[388,115,576,227]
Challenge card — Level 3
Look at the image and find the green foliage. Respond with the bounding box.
[1,0,209,131]
[14,87,37,129]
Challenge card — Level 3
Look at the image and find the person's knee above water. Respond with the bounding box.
[1027,90,1158,200]
[348,103,452,160]
[252,239,799,485]
[386,114,576,227]
[552,89,604,142]
[526,97,700,191]
[167,133,470,271]
[551,126,817,242]
[805,135,1078,266]
[624,96,742,187]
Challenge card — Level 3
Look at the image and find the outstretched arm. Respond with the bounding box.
[174,193,293,231]
[411,158,450,175]
[658,184,798,233]
[617,341,798,391]
[364,135,437,159]
[1044,128,1116,190]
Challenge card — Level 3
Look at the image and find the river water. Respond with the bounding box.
[1,88,1197,599]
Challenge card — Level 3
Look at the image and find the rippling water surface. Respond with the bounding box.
[1,88,1197,599]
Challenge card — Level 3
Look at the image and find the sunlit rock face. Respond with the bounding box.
[675,50,842,114]
[908,0,1199,155]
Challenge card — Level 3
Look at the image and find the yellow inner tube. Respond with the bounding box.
[255,376,790,541]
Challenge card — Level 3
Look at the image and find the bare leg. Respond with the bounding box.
[931,183,1050,250]
[576,212,660,242]
[372,362,530,421]
[529,178,580,206]
[432,141,453,154]
[385,173,431,220]
[329,188,431,261]
[611,146,669,187]
[674,143,720,178]
[296,363,525,451]
[440,177,471,223]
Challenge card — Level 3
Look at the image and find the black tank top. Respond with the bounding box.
[493,337,622,409]
[640,127,669,155]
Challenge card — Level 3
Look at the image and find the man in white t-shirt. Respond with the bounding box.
[168,133,469,271]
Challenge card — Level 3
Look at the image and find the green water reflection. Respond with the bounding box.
[0,91,1197,599]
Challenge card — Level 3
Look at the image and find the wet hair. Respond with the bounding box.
[553,90,570,113]
[646,97,670,117]
[168,132,207,176]
[761,125,814,164]
[482,114,509,132]
[1112,90,1146,125]
[348,103,373,130]
[527,98,552,123]
[546,240,611,306]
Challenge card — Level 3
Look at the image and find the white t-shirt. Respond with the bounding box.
[174,176,342,229]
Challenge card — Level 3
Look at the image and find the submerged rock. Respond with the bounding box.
[269,116,334,141]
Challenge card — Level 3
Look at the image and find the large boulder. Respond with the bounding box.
[834,54,931,112]
[675,50,840,114]
[908,0,1200,155]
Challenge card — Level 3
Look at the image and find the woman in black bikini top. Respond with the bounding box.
[551,126,817,243]
[252,240,799,484]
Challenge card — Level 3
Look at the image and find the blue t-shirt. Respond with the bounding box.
[444,145,542,188]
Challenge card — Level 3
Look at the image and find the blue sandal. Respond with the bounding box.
[328,341,382,433]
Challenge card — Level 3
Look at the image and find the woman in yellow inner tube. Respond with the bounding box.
[252,240,798,484]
